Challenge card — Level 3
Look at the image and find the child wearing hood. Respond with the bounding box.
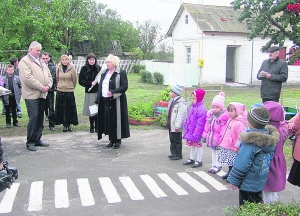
[182,89,207,168]
[218,102,247,180]
[262,101,287,204]
[202,92,228,173]
[227,106,279,206]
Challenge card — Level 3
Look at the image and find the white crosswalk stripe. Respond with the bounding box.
[0,172,230,213]
[55,179,69,208]
[77,178,95,206]
[99,177,121,203]
[28,181,43,211]
[0,183,19,213]
[119,176,145,201]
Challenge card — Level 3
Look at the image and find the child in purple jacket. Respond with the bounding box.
[202,92,228,174]
[183,89,207,168]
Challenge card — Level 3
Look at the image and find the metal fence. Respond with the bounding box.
[0,59,140,76]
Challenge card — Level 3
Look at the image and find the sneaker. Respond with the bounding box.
[183,159,195,165]
[17,113,22,118]
[13,123,21,127]
[191,161,203,168]
[210,166,222,174]
[221,173,229,180]
[6,124,11,128]
[208,167,215,173]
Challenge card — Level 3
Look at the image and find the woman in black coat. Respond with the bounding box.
[96,54,130,149]
[79,53,101,133]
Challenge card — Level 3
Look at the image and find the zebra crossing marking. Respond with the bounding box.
[55,179,69,208]
[0,183,19,213]
[77,178,95,206]
[194,171,228,191]
[28,181,43,211]
[140,175,167,198]
[99,177,121,203]
[157,173,188,195]
[177,172,210,193]
[119,176,144,201]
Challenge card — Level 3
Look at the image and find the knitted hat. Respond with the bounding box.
[193,89,206,103]
[247,106,270,129]
[212,92,226,109]
[171,84,184,96]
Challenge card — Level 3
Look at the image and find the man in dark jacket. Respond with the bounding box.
[257,46,288,103]
[41,52,56,131]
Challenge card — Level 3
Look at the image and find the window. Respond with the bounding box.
[186,47,191,64]
[185,15,188,24]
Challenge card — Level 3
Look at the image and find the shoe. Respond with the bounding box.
[106,141,115,147]
[191,161,203,168]
[90,128,95,133]
[49,126,55,131]
[45,116,49,121]
[170,156,182,160]
[6,124,11,128]
[113,140,122,149]
[183,159,195,165]
[13,123,21,127]
[168,154,175,159]
[67,125,73,132]
[17,113,22,118]
[35,140,49,147]
[27,146,36,151]
[221,173,229,180]
[63,126,68,132]
[210,166,222,174]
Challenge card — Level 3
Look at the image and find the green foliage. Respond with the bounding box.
[223,201,300,216]
[153,72,164,85]
[158,86,171,101]
[128,100,154,121]
[131,64,146,74]
[157,110,167,127]
[140,70,153,83]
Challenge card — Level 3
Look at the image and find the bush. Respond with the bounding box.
[153,72,164,85]
[128,100,154,121]
[140,70,153,83]
[158,86,171,101]
[131,64,145,74]
[223,201,300,216]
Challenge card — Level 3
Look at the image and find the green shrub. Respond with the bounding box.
[153,72,164,85]
[128,100,154,121]
[223,201,300,216]
[158,86,171,101]
[140,70,153,83]
[131,64,145,74]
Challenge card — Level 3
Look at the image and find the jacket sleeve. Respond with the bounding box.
[78,66,91,88]
[269,61,288,82]
[289,112,300,134]
[192,109,207,140]
[227,144,253,187]
[174,102,188,130]
[45,65,53,89]
[257,61,264,80]
[111,70,128,95]
[71,68,77,88]
[19,60,44,90]
[202,110,212,139]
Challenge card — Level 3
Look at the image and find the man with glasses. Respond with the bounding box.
[41,52,56,131]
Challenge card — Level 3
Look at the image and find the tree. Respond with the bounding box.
[137,20,166,59]
[231,0,300,63]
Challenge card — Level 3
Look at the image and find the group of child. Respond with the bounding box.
[0,64,22,128]
[166,84,291,206]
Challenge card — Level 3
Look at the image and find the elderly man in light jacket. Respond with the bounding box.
[19,41,53,151]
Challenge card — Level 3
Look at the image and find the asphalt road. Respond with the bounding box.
[0,129,299,216]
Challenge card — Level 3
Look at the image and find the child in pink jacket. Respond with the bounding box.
[202,92,228,174]
[218,102,247,180]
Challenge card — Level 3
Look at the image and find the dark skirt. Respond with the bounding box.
[55,91,79,126]
[287,159,300,187]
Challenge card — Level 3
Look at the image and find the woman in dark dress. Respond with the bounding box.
[79,53,101,133]
[96,54,130,149]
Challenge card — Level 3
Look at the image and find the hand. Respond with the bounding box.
[92,81,96,86]
[0,163,3,170]
[259,71,268,77]
[231,184,238,190]
[40,86,49,93]
[175,129,180,132]
[107,91,112,97]
[265,73,271,78]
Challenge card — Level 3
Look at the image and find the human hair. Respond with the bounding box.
[85,53,97,65]
[227,104,236,112]
[105,54,120,67]
[42,52,50,57]
[28,41,42,51]
[60,54,70,66]
[9,58,18,65]
[6,64,14,71]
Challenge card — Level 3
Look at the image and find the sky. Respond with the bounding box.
[97,0,233,32]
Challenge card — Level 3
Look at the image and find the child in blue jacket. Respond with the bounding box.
[227,106,279,206]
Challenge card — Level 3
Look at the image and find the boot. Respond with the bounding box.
[89,116,95,133]
[114,139,122,149]
[222,166,232,180]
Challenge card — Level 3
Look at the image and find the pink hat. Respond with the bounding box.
[192,89,205,103]
[212,92,226,109]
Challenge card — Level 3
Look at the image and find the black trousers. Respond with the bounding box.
[262,98,279,103]
[239,190,263,206]
[5,95,18,125]
[25,98,45,146]
[169,131,182,157]
[45,91,55,127]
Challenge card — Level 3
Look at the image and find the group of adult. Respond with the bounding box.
[18,41,130,151]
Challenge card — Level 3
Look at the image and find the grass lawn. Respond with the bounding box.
[0,73,297,166]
